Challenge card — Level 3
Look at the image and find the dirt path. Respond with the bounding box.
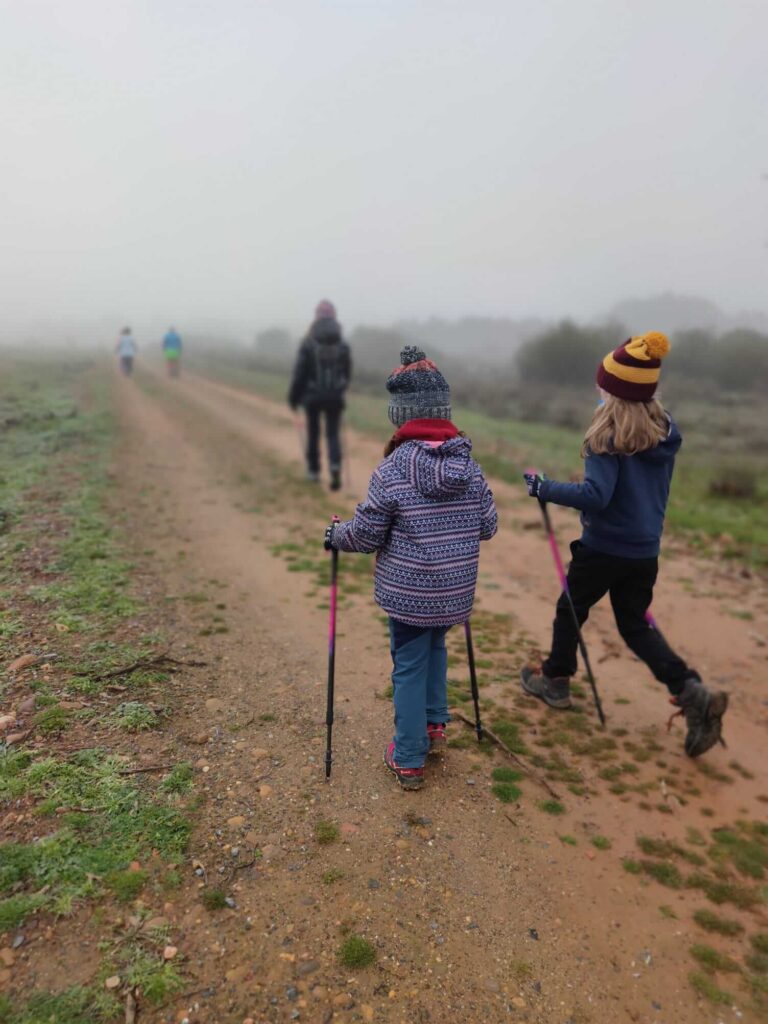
[114,367,768,1024]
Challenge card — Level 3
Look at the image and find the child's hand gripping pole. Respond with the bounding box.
[525,468,607,728]
[324,516,340,779]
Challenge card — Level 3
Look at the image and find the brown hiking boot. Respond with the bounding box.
[520,666,572,709]
[671,678,728,758]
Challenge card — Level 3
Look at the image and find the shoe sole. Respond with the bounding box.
[686,691,729,758]
[520,669,572,710]
[427,738,446,757]
[383,751,424,790]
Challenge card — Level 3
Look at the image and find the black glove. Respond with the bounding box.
[324,524,337,551]
[523,472,546,498]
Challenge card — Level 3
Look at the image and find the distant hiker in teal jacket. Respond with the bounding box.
[163,327,182,378]
[521,332,727,758]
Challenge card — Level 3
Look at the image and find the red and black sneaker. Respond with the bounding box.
[383,742,424,790]
[427,722,447,756]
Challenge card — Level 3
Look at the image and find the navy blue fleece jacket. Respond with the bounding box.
[538,417,682,559]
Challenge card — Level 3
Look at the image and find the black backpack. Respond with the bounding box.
[310,338,347,402]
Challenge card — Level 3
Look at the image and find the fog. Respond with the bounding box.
[1,0,766,344]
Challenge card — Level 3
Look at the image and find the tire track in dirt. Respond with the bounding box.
[115,368,767,1024]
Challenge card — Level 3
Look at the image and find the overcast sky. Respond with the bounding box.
[1,0,766,340]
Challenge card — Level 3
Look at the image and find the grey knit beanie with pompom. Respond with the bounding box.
[386,346,452,427]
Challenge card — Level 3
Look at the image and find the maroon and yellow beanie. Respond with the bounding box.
[596,331,670,402]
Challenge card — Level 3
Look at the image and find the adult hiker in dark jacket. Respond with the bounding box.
[288,300,352,490]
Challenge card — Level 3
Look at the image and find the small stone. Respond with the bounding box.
[105,975,121,990]
[289,1012,300,1021]
[259,784,273,799]
[225,964,249,983]
[5,730,32,745]
[0,949,15,967]
[11,935,24,950]
[231,847,240,858]
[0,715,17,733]
[361,1006,374,1023]
[511,996,526,1008]
[189,732,209,745]
[340,823,358,838]
[244,831,260,846]
[8,654,39,674]
[224,897,237,909]
[528,927,539,940]
[17,696,36,715]
[297,960,320,977]
[251,747,269,759]
[286,985,299,1001]
[367,879,380,890]
[466,778,476,786]
[163,945,178,960]
[205,698,225,713]
[484,978,500,993]
[227,816,246,828]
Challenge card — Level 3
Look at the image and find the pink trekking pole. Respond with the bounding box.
[530,484,606,727]
[323,515,340,779]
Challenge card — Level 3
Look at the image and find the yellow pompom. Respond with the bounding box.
[642,331,670,359]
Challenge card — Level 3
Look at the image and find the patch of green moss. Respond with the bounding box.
[338,934,376,969]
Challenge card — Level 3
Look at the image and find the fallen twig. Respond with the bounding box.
[77,653,208,682]
[228,853,259,881]
[118,763,174,776]
[452,710,561,799]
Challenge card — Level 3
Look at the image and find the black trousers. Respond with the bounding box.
[305,401,343,474]
[542,541,693,695]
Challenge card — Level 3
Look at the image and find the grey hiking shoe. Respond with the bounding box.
[520,666,572,709]
[672,678,728,758]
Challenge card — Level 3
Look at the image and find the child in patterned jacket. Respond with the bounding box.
[325,347,497,790]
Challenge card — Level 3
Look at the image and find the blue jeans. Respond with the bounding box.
[389,618,451,768]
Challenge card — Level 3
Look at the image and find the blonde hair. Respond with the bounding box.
[582,395,668,457]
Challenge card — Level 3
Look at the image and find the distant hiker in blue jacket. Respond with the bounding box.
[163,327,182,378]
[521,332,727,757]
[326,347,497,790]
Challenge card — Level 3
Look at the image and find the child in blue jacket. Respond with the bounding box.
[522,332,727,757]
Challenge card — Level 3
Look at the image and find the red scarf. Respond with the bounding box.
[385,418,459,455]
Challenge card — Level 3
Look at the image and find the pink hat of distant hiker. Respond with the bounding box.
[315,299,337,321]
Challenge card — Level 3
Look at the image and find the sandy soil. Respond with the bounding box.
[103,365,767,1024]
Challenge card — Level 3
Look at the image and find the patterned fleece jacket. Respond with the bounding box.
[333,436,497,627]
